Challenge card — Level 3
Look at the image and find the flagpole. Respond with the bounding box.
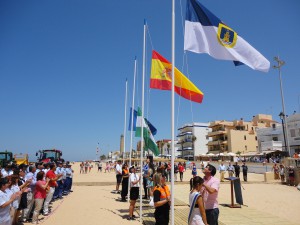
[123,78,128,164]
[171,0,175,225]
[128,57,137,202]
[139,19,146,222]
[96,142,99,161]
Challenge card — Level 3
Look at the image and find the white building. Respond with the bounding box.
[256,113,300,156]
[256,123,283,154]
[177,123,211,160]
[287,113,300,155]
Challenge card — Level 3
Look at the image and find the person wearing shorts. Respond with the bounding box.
[128,167,140,220]
[115,161,122,193]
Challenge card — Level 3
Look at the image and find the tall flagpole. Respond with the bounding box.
[123,78,128,164]
[139,19,146,222]
[96,142,99,161]
[273,56,291,156]
[171,1,175,225]
[128,57,137,202]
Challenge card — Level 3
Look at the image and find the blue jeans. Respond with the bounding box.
[53,180,63,198]
[206,208,219,225]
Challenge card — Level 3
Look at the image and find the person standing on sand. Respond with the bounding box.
[115,160,122,194]
[142,159,150,199]
[279,164,285,184]
[84,161,88,174]
[178,162,185,182]
[43,163,62,216]
[241,162,248,182]
[127,166,139,220]
[0,178,18,225]
[218,162,226,182]
[88,161,92,173]
[233,162,240,178]
[288,166,295,186]
[227,163,234,177]
[80,162,84,174]
[272,163,280,180]
[201,164,219,225]
[31,171,50,224]
[120,164,129,202]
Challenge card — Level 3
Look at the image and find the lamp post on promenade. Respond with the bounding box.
[279,112,288,154]
[273,56,291,157]
[298,94,300,113]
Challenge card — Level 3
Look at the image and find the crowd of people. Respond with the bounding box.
[110,159,220,225]
[0,161,74,225]
[272,163,297,186]
[217,162,248,182]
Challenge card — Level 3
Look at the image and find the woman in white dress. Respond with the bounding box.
[188,176,208,225]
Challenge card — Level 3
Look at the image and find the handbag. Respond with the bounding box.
[149,196,154,207]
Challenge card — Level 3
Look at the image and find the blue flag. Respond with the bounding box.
[184,0,270,72]
[128,107,137,131]
[144,118,157,136]
[128,107,157,136]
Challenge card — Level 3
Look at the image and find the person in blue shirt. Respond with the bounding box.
[142,159,150,199]
[53,163,64,200]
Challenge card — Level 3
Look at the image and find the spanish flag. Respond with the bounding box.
[150,50,204,103]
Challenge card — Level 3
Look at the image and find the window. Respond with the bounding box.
[255,136,257,141]
[290,129,296,138]
[245,145,247,151]
[244,135,247,140]
[273,137,278,141]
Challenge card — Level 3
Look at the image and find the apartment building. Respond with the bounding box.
[257,113,300,156]
[207,114,275,154]
[177,123,211,160]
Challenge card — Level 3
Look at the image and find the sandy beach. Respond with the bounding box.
[35,162,300,225]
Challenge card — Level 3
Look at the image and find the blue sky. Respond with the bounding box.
[0,0,299,161]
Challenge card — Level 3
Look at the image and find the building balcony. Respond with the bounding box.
[177,147,194,151]
[249,130,255,135]
[260,141,283,152]
[207,140,227,146]
[177,131,193,137]
[207,130,226,137]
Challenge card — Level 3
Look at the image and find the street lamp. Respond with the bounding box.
[273,56,291,157]
[279,112,288,154]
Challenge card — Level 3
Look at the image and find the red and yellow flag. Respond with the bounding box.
[150,50,203,103]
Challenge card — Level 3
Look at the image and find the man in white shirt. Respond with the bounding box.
[53,163,64,200]
[115,160,122,193]
[127,166,140,220]
[1,165,10,178]
[227,163,235,177]
[218,162,227,182]
[23,166,36,221]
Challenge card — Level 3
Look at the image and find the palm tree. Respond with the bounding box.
[167,143,171,156]
[157,141,163,156]
[192,136,197,161]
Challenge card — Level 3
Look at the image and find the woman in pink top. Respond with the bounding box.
[32,171,50,224]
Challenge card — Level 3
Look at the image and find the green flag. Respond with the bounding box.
[135,107,159,156]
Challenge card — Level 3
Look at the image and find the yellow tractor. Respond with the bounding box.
[14,153,29,165]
